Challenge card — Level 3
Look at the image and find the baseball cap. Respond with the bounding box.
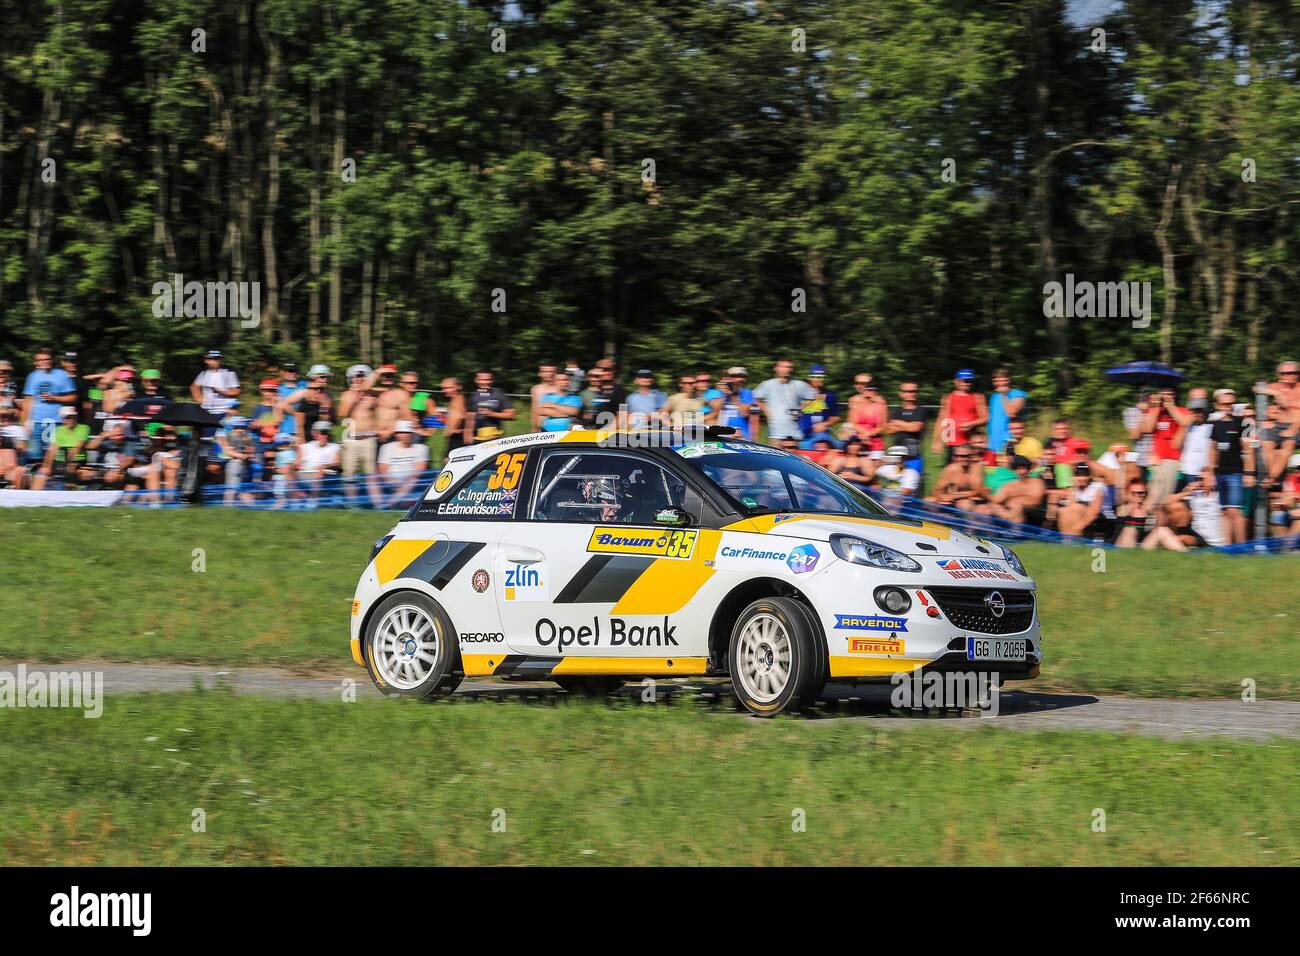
[1011,455,1032,470]
[394,421,416,434]
[259,378,279,391]
[1108,442,1129,454]
[636,368,653,378]
[307,364,331,378]
[60,406,78,418]
[142,368,161,379]
[227,416,251,429]
[1213,387,1235,401]
[274,434,293,446]
[1289,453,1300,470]
[346,364,373,380]
[726,366,748,377]
[1073,461,1092,477]
[310,420,331,434]
[117,369,135,380]
[886,445,908,458]
[955,369,976,381]
[62,351,78,361]
[808,364,827,377]
[205,349,222,359]
[282,362,297,371]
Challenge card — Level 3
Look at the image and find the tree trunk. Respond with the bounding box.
[1154,163,1180,365]
[258,12,282,342]
[308,70,322,360]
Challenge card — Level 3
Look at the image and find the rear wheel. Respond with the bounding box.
[554,677,625,697]
[363,592,462,699]
[728,597,826,717]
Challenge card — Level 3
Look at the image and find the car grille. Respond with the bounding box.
[926,586,1035,635]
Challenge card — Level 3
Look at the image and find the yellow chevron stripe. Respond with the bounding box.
[549,656,709,675]
[373,538,436,585]
[829,656,931,678]
[610,529,721,615]
[461,654,504,676]
[459,654,710,677]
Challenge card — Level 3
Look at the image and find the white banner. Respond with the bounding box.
[0,490,124,508]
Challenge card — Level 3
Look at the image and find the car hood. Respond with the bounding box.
[739,513,1011,561]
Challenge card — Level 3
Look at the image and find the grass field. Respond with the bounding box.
[1,508,1296,698]
[0,691,1293,866]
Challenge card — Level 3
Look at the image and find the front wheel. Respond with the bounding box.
[363,591,462,699]
[728,597,826,717]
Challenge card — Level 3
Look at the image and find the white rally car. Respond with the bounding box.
[349,427,1042,716]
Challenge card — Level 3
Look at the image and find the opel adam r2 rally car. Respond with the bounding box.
[349,427,1042,716]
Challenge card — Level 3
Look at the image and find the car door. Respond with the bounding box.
[495,446,712,671]
[397,447,532,673]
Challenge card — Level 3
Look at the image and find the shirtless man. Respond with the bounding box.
[927,443,985,511]
[369,364,409,441]
[1056,461,1105,537]
[1266,359,1299,420]
[529,363,557,431]
[439,377,467,461]
[988,455,1047,525]
[338,364,380,496]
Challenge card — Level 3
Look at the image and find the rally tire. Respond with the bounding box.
[728,596,826,717]
[554,677,625,697]
[363,591,462,700]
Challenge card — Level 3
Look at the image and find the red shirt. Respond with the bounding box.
[1151,407,1187,462]
[1048,436,1091,464]
[946,391,979,445]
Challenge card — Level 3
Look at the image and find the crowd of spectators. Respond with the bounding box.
[2,345,1298,543]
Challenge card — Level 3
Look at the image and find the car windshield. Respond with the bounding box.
[672,440,891,517]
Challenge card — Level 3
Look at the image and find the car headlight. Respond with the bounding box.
[1000,544,1027,576]
[830,534,922,573]
[369,534,394,564]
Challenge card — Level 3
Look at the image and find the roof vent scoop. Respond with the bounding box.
[915,542,937,552]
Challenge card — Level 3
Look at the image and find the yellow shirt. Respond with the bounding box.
[1014,436,1045,460]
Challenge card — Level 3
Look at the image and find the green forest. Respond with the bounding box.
[1,0,1297,410]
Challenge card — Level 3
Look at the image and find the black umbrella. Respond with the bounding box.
[115,396,176,421]
[1105,361,1185,388]
[116,402,223,504]
[145,402,224,428]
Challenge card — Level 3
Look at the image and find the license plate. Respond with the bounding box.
[966,637,1026,662]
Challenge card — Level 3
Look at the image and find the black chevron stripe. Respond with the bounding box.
[554,554,654,604]
[396,540,486,590]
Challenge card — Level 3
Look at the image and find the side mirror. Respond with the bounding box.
[654,506,693,527]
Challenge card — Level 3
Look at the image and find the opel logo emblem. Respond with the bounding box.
[985,591,1006,618]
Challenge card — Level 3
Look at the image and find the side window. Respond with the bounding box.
[530,451,700,525]
[418,451,527,520]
